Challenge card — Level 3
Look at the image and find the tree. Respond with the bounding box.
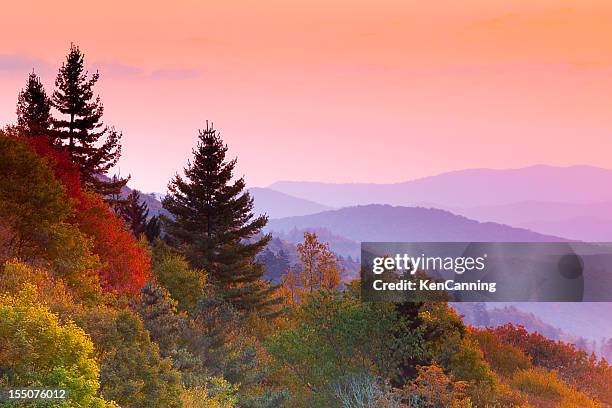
[75,308,183,408]
[0,132,70,257]
[277,233,343,306]
[51,44,127,195]
[402,364,470,408]
[163,123,278,313]
[258,248,290,283]
[0,286,116,407]
[296,232,343,293]
[134,281,185,359]
[153,252,205,313]
[76,192,151,295]
[146,215,162,242]
[16,71,52,138]
[266,291,422,406]
[119,190,149,237]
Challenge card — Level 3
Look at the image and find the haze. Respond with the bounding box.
[1,0,612,192]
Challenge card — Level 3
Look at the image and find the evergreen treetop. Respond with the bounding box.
[163,123,280,314]
[51,44,127,195]
[16,71,52,138]
[119,190,149,238]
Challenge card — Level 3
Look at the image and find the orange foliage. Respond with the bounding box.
[478,324,612,405]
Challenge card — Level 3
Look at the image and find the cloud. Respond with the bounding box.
[1,54,201,82]
[91,61,145,78]
[0,54,54,78]
[150,68,201,80]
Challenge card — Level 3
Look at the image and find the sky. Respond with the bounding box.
[1,0,612,192]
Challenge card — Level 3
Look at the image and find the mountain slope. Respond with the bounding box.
[269,165,612,208]
[248,187,332,219]
[265,204,562,243]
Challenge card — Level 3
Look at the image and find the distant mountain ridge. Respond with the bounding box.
[265,204,563,244]
[248,187,332,219]
[269,165,612,208]
[453,201,612,241]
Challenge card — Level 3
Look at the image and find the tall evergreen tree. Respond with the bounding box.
[16,71,52,138]
[163,123,279,313]
[51,44,127,195]
[120,190,149,237]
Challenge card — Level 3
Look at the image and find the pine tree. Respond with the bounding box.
[145,216,162,243]
[51,44,127,195]
[16,71,52,138]
[163,123,279,314]
[119,190,149,237]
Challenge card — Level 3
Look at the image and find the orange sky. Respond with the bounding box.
[1,0,612,192]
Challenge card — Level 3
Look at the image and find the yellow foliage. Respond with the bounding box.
[511,368,601,408]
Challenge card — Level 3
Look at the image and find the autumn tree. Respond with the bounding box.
[163,123,279,313]
[76,192,151,295]
[16,71,53,138]
[153,252,205,313]
[266,290,422,406]
[296,231,343,293]
[279,267,302,305]
[0,286,116,407]
[51,44,127,195]
[76,308,183,408]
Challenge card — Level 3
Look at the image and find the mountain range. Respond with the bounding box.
[134,164,612,352]
[269,165,612,209]
[265,204,562,243]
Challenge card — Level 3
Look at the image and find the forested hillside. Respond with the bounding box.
[1,45,611,408]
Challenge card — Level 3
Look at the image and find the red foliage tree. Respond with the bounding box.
[75,192,151,294]
[25,135,151,295]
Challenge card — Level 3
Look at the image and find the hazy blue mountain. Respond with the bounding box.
[453,201,612,241]
[269,165,612,208]
[248,187,332,219]
[265,204,562,243]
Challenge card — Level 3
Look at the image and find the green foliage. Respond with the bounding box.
[134,281,185,359]
[0,132,70,256]
[0,286,115,407]
[74,308,183,408]
[145,215,162,243]
[153,252,205,313]
[332,373,402,408]
[0,134,102,300]
[266,291,422,406]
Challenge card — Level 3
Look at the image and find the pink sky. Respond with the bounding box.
[1,0,612,192]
